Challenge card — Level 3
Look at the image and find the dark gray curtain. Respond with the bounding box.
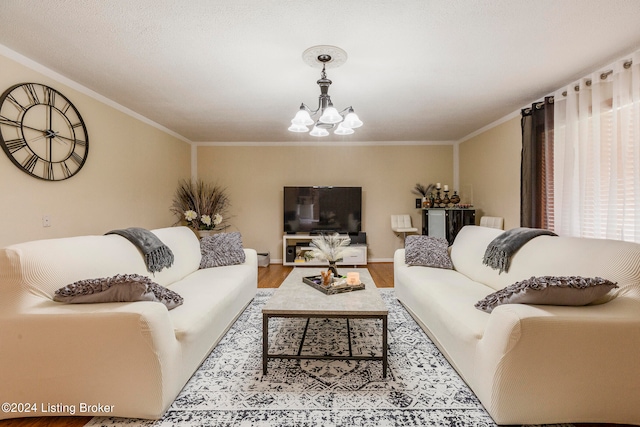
[521,96,554,229]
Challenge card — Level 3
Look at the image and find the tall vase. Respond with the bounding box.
[197,230,215,239]
[327,261,339,278]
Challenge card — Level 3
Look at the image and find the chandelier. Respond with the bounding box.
[288,45,363,137]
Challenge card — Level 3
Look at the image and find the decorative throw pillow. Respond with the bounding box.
[200,231,246,269]
[475,276,618,313]
[404,235,453,269]
[53,273,183,310]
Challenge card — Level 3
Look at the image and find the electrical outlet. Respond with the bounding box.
[42,215,51,227]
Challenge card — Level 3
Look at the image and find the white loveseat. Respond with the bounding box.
[0,226,257,420]
[395,225,640,426]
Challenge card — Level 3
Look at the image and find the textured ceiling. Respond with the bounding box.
[1,0,640,143]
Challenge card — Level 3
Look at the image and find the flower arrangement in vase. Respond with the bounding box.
[307,233,358,278]
[170,179,230,237]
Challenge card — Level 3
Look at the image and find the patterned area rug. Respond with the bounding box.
[87,287,574,427]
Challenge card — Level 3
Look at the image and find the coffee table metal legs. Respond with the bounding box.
[262,313,269,375]
[382,315,388,377]
[262,313,388,377]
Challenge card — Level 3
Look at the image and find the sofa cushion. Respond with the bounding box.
[200,232,246,268]
[405,235,453,269]
[474,276,618,313]
[53,273,184,310]
[168,258,257,370]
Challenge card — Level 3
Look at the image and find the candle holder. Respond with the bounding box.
[346,272,361,285]
[434,190,442,207]
[442,190,451,207]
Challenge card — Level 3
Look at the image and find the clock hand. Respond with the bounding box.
[45,129,60,139]
[43,99,56,159]
[47,102,54,160]
[53,133,72,141]
[53,134,72,144]
[27,134,48,143]
[21,124,48,134]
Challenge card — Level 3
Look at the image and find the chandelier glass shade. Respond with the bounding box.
[288,47,362,137]
[309,126,330,137]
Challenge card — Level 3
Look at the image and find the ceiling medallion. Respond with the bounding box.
[301,45,348,69]
[289,45,362,137]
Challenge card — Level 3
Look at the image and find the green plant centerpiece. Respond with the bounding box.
[308,233,358,278]
[170,179,230,235]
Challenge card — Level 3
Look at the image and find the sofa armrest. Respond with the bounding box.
[479,287,640,355]
[243,248,258,268]
[473,292,640,424]
[393,249,407,274]
[0,301,181,419]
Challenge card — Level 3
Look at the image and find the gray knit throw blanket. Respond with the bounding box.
[482,227,557,274]
[106,227,174,273]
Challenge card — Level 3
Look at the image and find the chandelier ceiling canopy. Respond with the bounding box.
[288,45,363,137]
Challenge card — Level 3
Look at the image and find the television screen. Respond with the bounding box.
[284,186,362,234]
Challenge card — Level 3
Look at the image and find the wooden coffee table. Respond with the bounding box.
[262,268,389,377]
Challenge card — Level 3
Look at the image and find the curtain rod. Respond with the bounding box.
[521,96,555,115]
[561,60,633,96]
[523,57,635,114]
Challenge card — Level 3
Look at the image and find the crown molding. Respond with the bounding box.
[194,140,456,147]
[0,43,192,145]
[456,110,520,144]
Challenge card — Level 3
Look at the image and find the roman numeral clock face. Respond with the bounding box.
[0,83,89,181]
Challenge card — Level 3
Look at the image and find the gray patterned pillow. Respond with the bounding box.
[475,276,618,313]
[200,231,246,268]
[404,235,453,269]
[53,273,183,310]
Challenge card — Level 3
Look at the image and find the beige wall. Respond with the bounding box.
[197,144,454,261]
[0,50,522,251]
[0,54,191,247]
[458,116,521,230]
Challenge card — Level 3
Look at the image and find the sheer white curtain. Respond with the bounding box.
[553,50,640,243]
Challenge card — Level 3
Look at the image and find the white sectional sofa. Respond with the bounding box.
[395,225,640,426]
[0,226,257,420]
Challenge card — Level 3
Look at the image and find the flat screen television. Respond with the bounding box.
[284,186,362,234]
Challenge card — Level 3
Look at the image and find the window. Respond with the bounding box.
[551,53,640,243]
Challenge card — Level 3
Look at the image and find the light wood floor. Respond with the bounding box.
[0,263,629,427]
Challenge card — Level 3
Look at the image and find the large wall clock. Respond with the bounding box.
[0,82,89,181]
